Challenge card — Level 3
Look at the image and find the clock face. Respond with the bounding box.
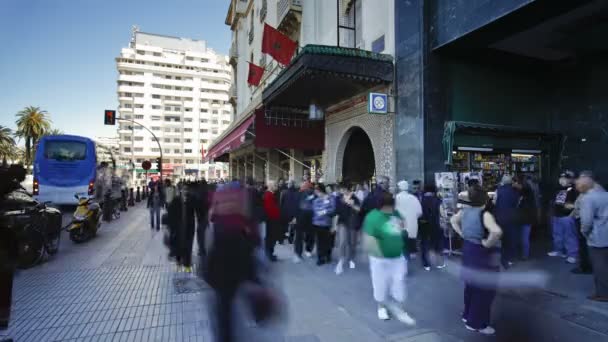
[373,96,385,109]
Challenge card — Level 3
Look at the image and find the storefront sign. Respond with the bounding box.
[368,92,388,114]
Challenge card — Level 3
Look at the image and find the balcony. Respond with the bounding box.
[277,0,302,38]
[229,84,237,106]
[229,39,238,66]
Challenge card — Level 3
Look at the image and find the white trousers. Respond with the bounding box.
[369,256,408,303]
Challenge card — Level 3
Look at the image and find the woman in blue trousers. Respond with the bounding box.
[451,185,503,336]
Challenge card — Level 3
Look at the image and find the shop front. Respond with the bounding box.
[262,45,394,186]
[443,121,562,193]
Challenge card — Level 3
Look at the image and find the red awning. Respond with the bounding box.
[205,115,254,162]
[254,108,324,150]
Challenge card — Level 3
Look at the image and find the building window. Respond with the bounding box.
[174,149,180,154]
[200,139,208,144]
[134,136,143,141]
[184,128,193,132]
[152,94,161,99]
[164,138,171,143]
[200,129,208,133]
[174,138,181,143]
[184,118,193,122]
[151,126,160,131]
[134,147,143,152]
[174,128,181,133]
[222,120,230,125]
[212,129,218,135]
[151,116,161,121]
[186,159,194,164]
[152,105,161,110]
[164,128,171,132]
[123,147,131,153]
[164,149,171,153]
[164,106,172,111]
[135,115,144,119]
[153,52,161,57]
[200,119,208,123]
[174,159,182,163]
[184,149,193,153]
[136,159,143,163]
[151,148,160,152]
[185,139,192,143]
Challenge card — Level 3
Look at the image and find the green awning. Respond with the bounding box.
[262,44,394,108]
[442,121,561,165]
[136,169,159,173]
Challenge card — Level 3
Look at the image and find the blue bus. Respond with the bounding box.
[33,135,97,205]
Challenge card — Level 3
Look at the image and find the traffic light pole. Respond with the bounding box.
[117,118,163,182]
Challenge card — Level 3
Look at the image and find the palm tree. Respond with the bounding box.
[15,106,51,166]
[0,125,16,166]
[44,128,64,136]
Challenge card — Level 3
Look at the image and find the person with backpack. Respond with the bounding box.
[450,184,503,336]
[312,183,336,265]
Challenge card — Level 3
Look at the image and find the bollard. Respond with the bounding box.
[128,188,135,207]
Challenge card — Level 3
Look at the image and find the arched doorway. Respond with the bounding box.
[341,127,375,184]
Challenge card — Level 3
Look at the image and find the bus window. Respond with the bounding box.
[44,141,87,161]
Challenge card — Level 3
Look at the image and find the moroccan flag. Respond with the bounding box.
[247,62,264,86]
[261,23,297,66]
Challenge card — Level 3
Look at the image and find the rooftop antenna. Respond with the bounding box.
[130,25,139,47]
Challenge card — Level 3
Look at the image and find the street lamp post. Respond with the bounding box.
[117,118,163,182]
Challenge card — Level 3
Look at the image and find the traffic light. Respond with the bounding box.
[156,157,162,172]
[104,110,116,125]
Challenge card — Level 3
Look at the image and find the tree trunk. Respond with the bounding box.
[25,138,31,167]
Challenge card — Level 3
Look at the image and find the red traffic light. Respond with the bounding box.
[142,160,152,171]
[104,110,116,125]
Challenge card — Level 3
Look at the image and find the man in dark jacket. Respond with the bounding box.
[195,180,210,257]
[361,176,390,216]
[281,180,300,243]
[514,175,537,261]
[495,175,521,268]
[419,184,445,270]
[293,182,316,262]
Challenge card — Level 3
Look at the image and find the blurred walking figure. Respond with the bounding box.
[363,192,415,325]
[204,184,265,342]
[293,182,316,262]
[513,175,538,261]
[362,176,390,213]
[494,175,520,268]
[335,183,362,274]
[164,179,176,208]
[419,184,445,270]
[281,180,300,244]
[451,185,502,336]
[548,171,579,264]
[194,180,210,257]
[263,181,281,262]
[166,182,197,272]
[147,183,164,231]
[576,172,608,302]
[396,181,422,259]
[355,182,369,204]
[312,183,336,265]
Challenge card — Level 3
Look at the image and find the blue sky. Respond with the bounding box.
[0,0,231,139]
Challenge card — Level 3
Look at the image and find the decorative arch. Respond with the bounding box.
[334,125,380,184]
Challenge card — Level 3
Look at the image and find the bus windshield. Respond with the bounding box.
[44,141,87,161]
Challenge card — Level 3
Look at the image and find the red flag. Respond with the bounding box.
[247,62,264,86]
[262,23,297,66]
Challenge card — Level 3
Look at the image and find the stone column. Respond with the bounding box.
[252,151,265,183]
[266,150,281,184]
[289,149,304,183]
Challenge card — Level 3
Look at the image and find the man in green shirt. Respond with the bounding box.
[363,192,416,325]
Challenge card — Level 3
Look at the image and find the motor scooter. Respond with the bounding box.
[68,195,101,243]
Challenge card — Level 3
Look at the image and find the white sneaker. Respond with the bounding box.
[436,263,447,269]
[424,266,431,271]
[335,261,344,275]
[349,260,356,269]
[462,317,467,323]
[377,307,390,320]
[292,256,302,264]
[566,257,577,264]
[304,252,312,258]
[394,310,416,326]
[547,251,565,257]
[465,325,496,335]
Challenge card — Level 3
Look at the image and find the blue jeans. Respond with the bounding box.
[149,206,161,230]
[551,216,578,258]
[521,224,531,259]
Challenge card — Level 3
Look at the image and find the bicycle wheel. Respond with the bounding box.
[17,230,44,269]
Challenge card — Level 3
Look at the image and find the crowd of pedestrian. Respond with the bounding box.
[144,168,608,341]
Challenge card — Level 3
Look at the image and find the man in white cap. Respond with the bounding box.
[396,180,422,260]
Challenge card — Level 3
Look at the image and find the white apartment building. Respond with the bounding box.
[213,0,395,185]
[116,29,233,181]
